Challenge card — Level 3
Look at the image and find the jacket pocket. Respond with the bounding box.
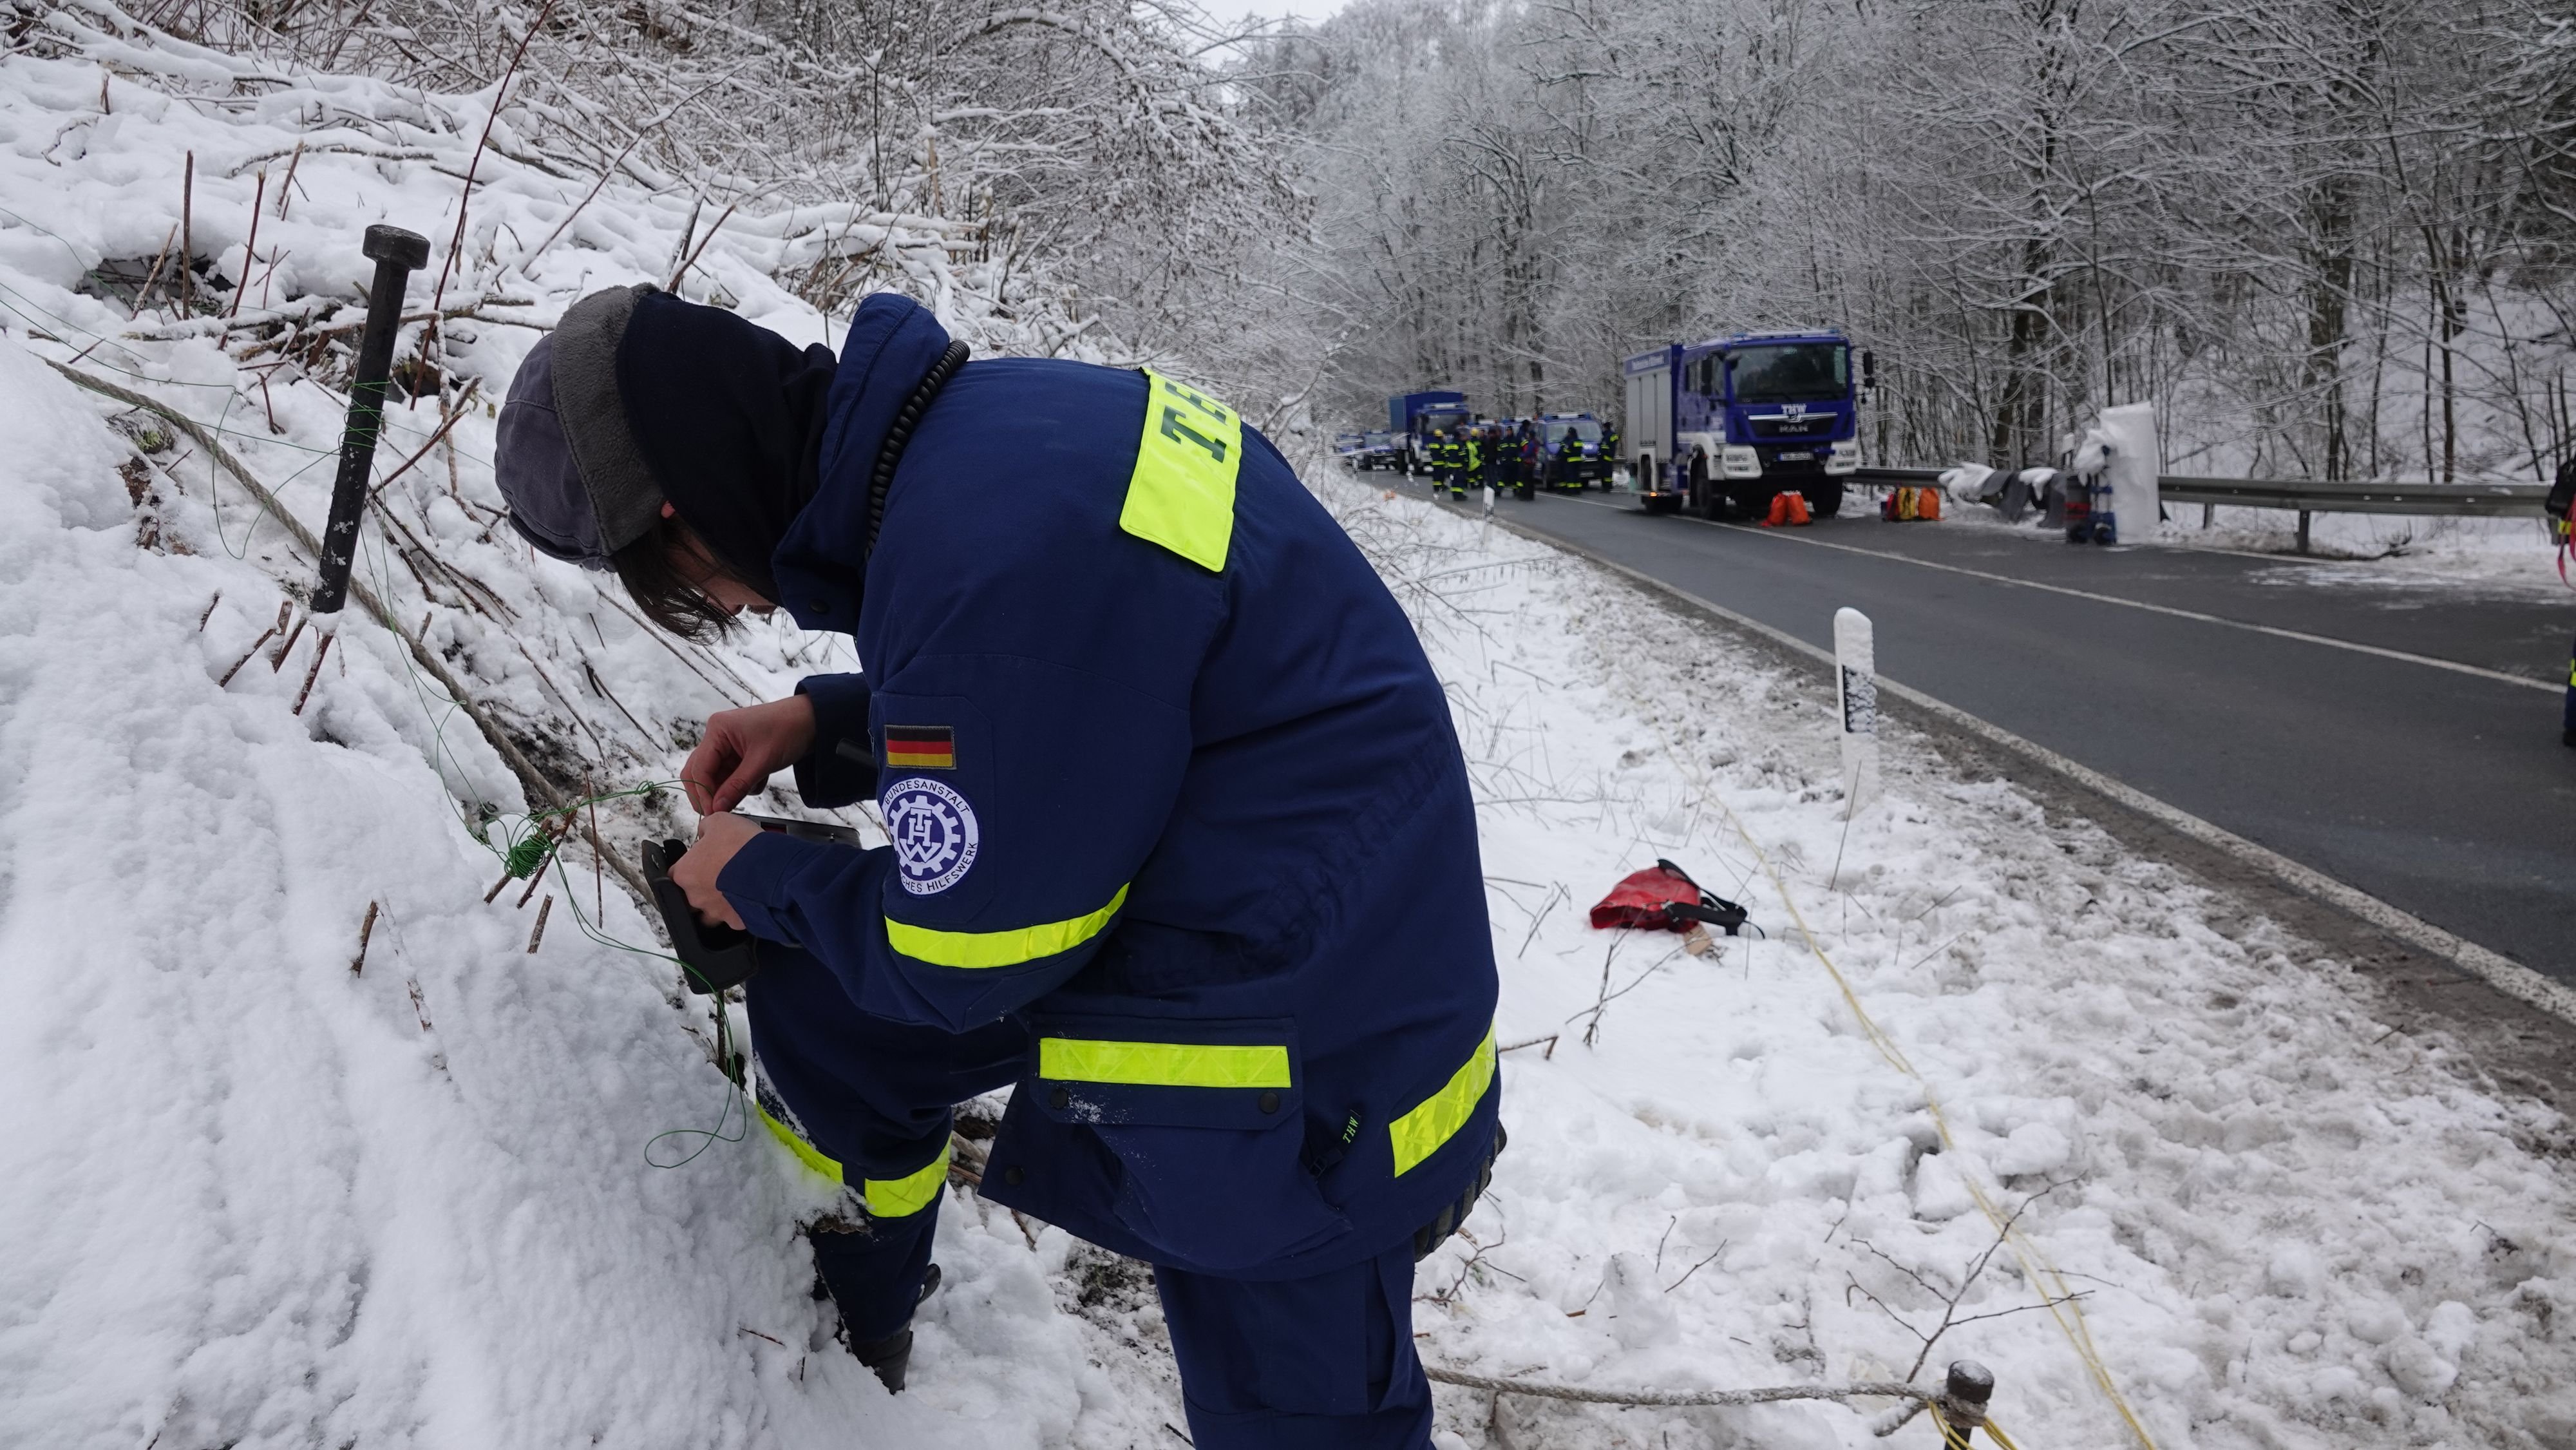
[1027,1013,1349,1270]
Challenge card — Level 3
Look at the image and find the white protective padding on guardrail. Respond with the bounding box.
[2074,403,2161,537]
[1941,463,1997,502]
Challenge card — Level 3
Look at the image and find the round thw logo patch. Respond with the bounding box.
[884,777,979,895]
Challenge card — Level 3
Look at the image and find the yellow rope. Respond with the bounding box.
[1987,1420,2027,1450]
[1617,680,2155,1450]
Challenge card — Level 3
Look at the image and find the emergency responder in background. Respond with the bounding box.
[1514,423,1539,500]
[1553,428,1583,491]
[2552,455,2576,746]
[1433,428,1460,492]
[1455,430,1480,500]
[493,284,1502,1447]
[1604,421,1622,487]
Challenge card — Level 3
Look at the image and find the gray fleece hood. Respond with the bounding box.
[494,283,663,568]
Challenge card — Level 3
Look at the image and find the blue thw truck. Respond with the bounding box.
[1620,332,1870,517]
[1388,390,1471,475]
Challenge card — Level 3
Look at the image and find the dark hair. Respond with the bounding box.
[611,514,739,640]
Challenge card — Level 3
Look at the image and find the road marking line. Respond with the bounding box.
[1551,493,2554,693]
[1457,497,2576,1028]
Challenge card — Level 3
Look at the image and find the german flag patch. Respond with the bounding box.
[884,724,955,770]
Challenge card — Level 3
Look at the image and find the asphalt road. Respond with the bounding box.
[1422,479,2576,982]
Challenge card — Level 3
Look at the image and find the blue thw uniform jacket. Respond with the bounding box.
[718,296,1502,1280]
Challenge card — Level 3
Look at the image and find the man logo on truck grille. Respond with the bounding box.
[884,777,979,895]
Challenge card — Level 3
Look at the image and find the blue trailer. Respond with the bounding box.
[1620,332,1869,517]
[1387,389,1471,475]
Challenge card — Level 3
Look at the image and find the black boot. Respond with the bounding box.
[851,1326,914,1393]
[811,1209,944,1392]
[847,1263,943,1390]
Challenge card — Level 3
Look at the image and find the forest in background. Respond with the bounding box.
[75,0,2576,482]
[1250,0,2576,482]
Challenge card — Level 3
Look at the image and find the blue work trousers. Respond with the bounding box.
[746,946,1436,1449]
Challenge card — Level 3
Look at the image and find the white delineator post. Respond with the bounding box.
[1835,607,1879,812]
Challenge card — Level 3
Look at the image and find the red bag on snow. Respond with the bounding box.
[1589,859,1752,937]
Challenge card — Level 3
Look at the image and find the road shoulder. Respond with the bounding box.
[1484,493,2576,1126]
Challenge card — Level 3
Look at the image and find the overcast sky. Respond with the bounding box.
[1193,0,1345,28]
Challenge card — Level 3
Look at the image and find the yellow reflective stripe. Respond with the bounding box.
[1039,1038,1291,1089]
[1389,1024,1497,1177]
[864,1142,952,1218]
[756,1100,948,1216]
[757,1100,844,1185]
[886,884,1129,969]
[1121,369,1242,572]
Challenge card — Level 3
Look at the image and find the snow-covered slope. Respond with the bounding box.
[6,15,2576,1450]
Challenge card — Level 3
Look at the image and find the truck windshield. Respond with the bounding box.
[1728,345,1848,405]
[1419,409,1470,433]
[1542,420,1602,444]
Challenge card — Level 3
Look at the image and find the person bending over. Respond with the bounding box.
[493,283,1502,1448]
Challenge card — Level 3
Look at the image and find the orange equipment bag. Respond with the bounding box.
[1766,491,1813,527]
[1881,486,1939,521]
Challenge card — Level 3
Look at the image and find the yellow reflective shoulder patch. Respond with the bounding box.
[864,1142,952,1219]
[1121,369,1242,572]
[1388,1023,1497,1176]
[1039,1037,1293,1089]
[886,884,1130,969]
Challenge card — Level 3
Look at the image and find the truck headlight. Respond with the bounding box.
[1721,446,1761,479]
[1826,441,1861,474]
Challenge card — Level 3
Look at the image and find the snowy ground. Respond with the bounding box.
[1931,481,2570,595]
[7,19,2576,1450]
[1340,483,2576,1450]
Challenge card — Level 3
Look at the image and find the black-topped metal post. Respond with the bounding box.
[1936,1360,1995,1445]
[312,224,430,615]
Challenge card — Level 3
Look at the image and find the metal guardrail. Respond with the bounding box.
[1854,466,2549,519]
[2156,475,2548,518]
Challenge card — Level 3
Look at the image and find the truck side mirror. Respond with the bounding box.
[1861,350,1878,386]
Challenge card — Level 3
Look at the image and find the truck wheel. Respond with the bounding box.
[1803,484,1843,519]
[1687,455,1710,517]
[1696,459,1732,521]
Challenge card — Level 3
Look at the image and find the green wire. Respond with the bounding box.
[511,797,757,1169]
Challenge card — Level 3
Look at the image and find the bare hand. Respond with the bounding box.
[683,695,818,815]
[671,812,761,931]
